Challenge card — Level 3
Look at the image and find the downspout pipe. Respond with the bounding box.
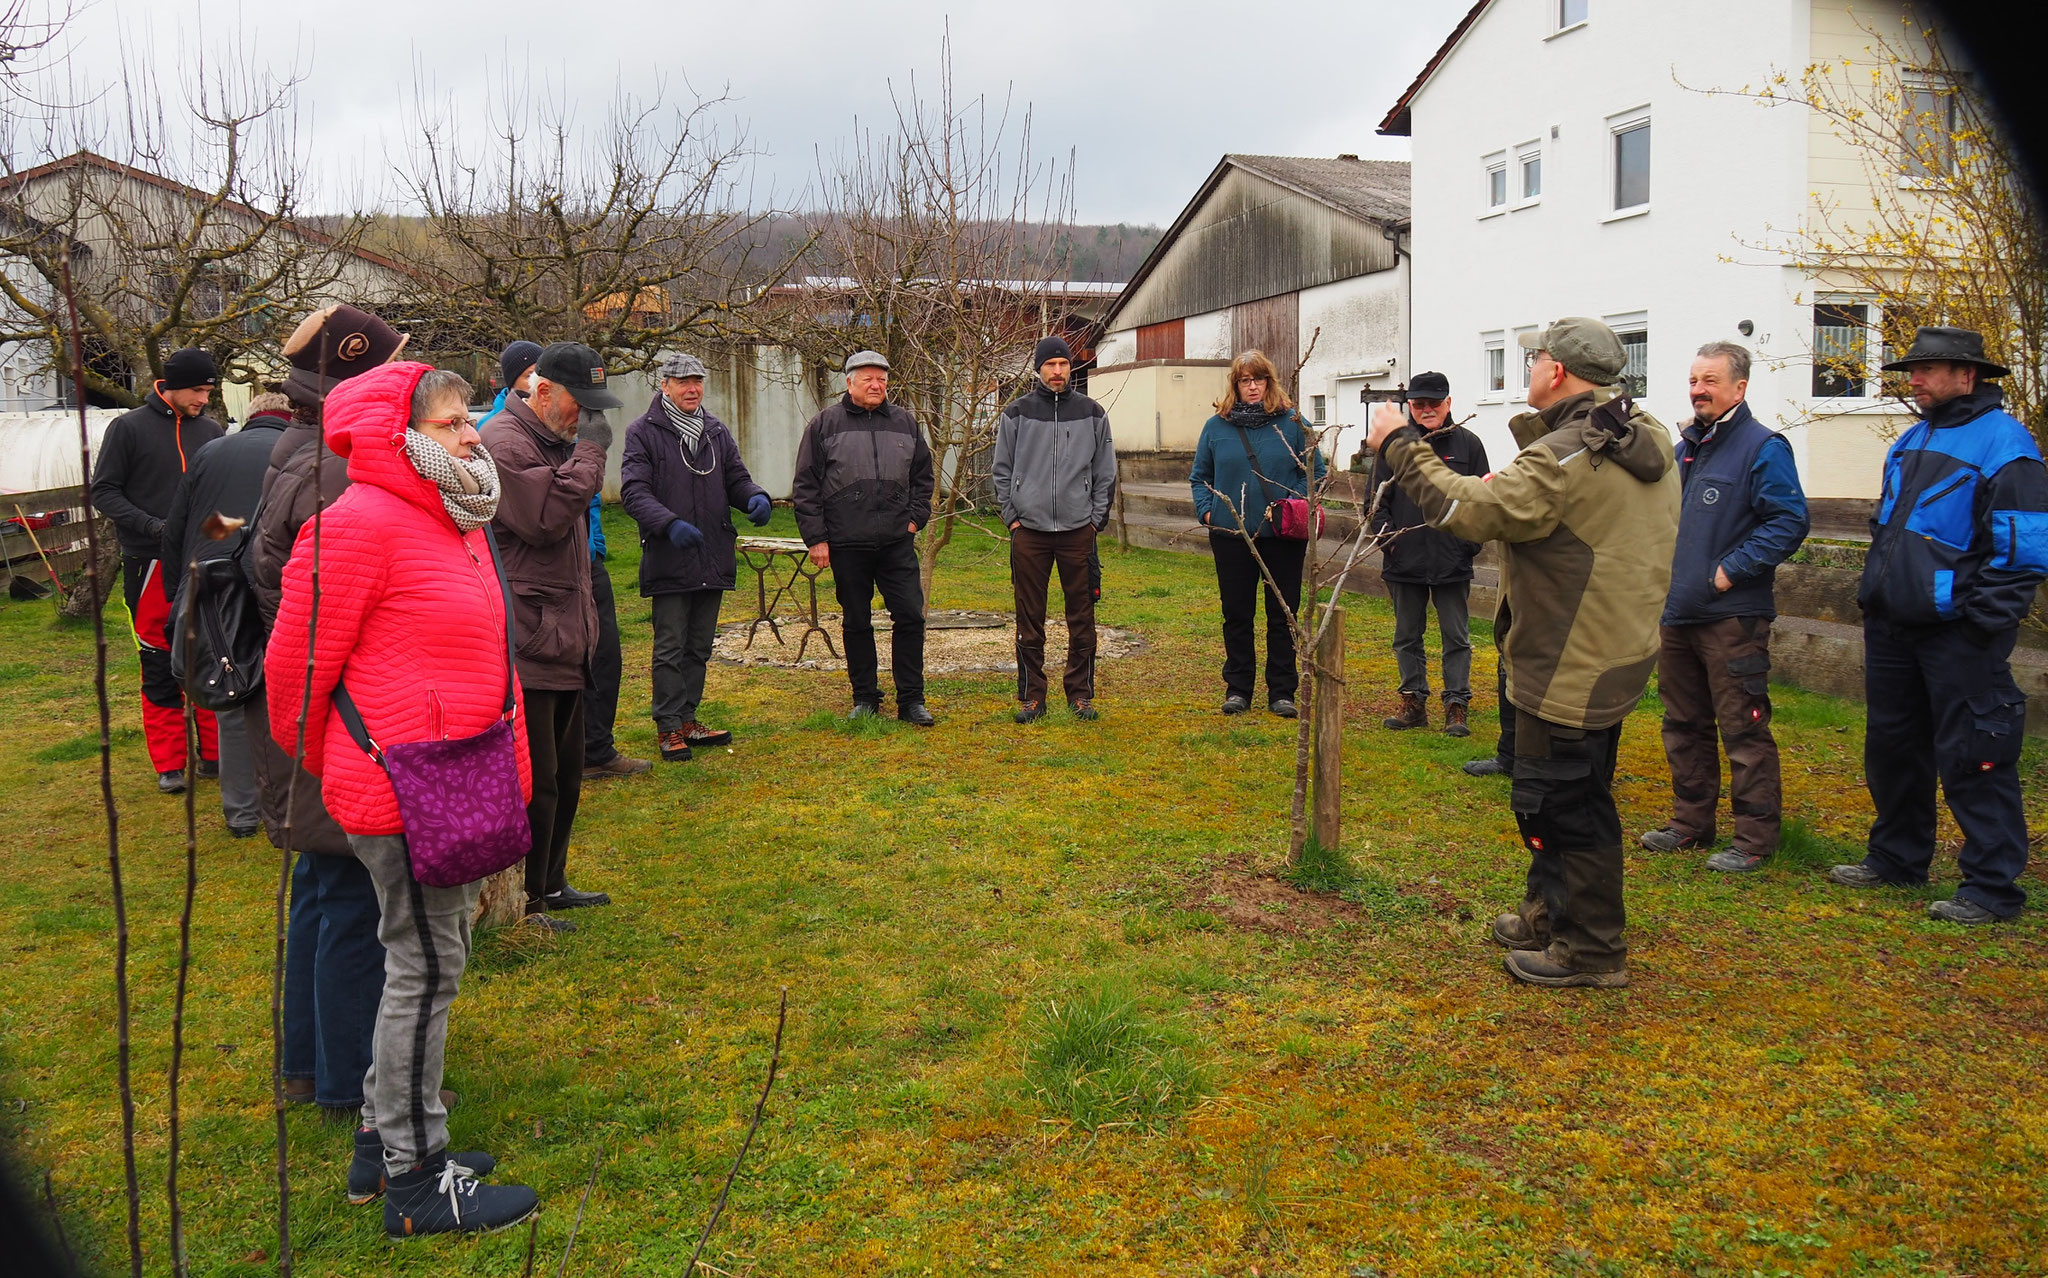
[1383,218,1413,387]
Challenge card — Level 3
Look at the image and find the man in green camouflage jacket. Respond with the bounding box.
[1367,318,1679,988]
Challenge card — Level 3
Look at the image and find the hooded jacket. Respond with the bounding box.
[90,390,226,557]
[790,395,934,548]
[619,395,768,597]
[1859,384,2048,635]
[480,397,607,691]
[991,381,1117,533]
[265,361,533,837]
[1378,386,1679,729]
[1367,417,1489,585]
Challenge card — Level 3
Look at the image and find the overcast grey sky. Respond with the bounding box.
[47,0,1470,225]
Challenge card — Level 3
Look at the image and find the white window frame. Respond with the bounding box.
[1808,295,1877,403]
[1553,0,1589,35]
[1606,106,1652,220]
[1604,310,1649,399]
[1482,152,1508,217]
[1510,325,1539,400]
[1481,332,1507,402]
[1514,141,1543,207]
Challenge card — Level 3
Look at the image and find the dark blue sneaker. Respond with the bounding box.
[383,1151,535,1238]
[348,1127,496,1204]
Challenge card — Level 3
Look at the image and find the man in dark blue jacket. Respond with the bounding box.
[1830,327,2048,924]
[1641,342,1809,872]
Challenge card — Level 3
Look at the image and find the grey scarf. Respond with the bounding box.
[403,430,501,533]
[660,395,707,456]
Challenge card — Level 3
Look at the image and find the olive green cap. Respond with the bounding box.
[1519,317,1626,385]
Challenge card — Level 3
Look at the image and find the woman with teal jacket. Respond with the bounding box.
[1189,349,1326,718]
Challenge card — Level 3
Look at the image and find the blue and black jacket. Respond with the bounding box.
[1859,385,2048,635]
[1661,401,1808,625]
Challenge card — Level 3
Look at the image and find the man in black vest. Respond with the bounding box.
[1641,342,1809,871]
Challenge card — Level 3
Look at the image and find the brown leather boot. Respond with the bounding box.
[1443,700,1470,737]
[1382,691,1428,730]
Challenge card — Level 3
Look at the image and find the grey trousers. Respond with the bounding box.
[350,832,482,1173]
[651,589,725,732]
[1387,580,1473,704]
[217,707,263,831]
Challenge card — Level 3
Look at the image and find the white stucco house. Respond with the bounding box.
[1091,154,1409,463]
[1382,0,1939,500]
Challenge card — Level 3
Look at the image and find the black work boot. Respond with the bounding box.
[348,1127,496,1205]
[383,1151,536,1238]
[1382,692,1428,731]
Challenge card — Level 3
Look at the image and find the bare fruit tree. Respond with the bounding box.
[791,30,1079,597]
[1,32,375,406]
[388,62,807,376]
[1198,405,1405,863]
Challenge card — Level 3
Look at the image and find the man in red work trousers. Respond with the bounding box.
[89,348,226,793]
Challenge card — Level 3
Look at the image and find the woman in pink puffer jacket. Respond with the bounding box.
[267,359,541,1237]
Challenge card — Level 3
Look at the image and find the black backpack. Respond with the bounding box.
[170,504,267,712]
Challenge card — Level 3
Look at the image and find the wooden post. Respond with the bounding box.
[1311,604,1345,852]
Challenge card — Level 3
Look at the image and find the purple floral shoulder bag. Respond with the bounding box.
[331,527,532,887]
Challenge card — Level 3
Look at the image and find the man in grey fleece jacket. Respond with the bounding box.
[992,336,1118,722]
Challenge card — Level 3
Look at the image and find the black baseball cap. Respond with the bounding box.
[535,342,623,410]
[1409,371,1450,400]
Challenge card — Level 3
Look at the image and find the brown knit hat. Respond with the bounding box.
[282,305,409,405]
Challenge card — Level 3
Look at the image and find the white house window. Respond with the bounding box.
[1814,302,1871,397]
[1611,114,1651,212]
[1484,153,1508,211]
[1311,394,1327,426]
[1617,326,1649,397]
[1902,77,1959,179]
[1512,325,1538,396]
[1518,144,1543,202]
[1559,0,1588,28]
[1483,334,1506,395]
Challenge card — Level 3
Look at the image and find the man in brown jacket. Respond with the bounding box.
[481,341,618,930]
[1367,317,1678,989]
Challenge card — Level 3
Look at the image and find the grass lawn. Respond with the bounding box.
[2,507,2045,1277]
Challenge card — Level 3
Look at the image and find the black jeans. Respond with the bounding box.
[1387,579,1473,703]
[1209,531,1305,702]
[831,537,925,706]
[1511,714,1627,972]
[1863,619,2029,916]
[521,688,585,912]
[583,557,623,764]
[650,589,725,731]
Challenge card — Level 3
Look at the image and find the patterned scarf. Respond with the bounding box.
[403,430,501,533]
[661,395,707,456]
[1227,401,1281,427]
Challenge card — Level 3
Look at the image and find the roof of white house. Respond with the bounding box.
[1377,0,1494,136]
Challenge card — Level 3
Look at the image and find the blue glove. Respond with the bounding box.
[666,519,704,549]
[746,494,773,526]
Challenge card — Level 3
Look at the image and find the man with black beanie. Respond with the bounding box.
[992,336,1118,722]
[90,347,226,792]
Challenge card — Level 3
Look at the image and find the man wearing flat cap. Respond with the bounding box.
[620,352,771,762]
[91,347,227,794]
[790,350,937,725]
[1366,317,1678,989]
[992,335,1117,723]
[482,341,621,930]
[1829,326,2048,925]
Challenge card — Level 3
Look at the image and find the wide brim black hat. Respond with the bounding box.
[1879,325,2009,378]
